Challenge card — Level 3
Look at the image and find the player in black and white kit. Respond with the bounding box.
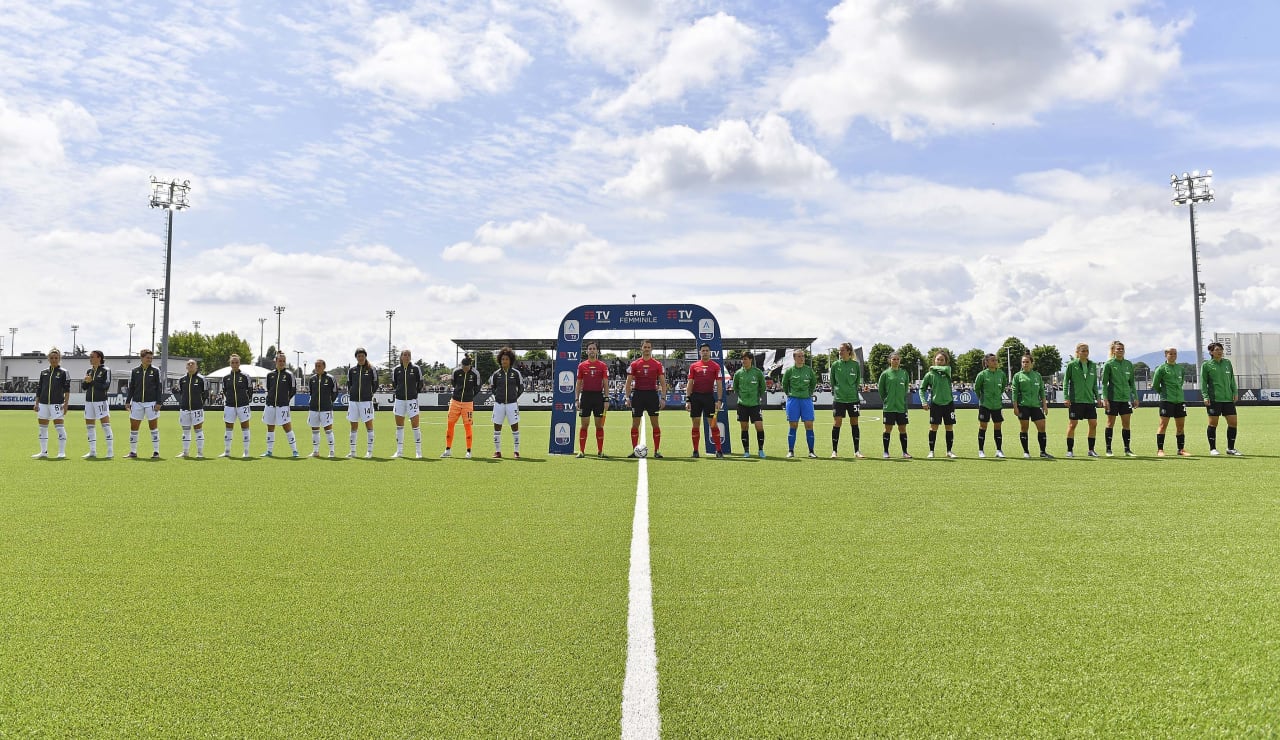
[392,349,424,458]
[125,348,163,459]
[34,348,71,458]
[489,346,524,458]
[221,354,253,458]
[173,359,208,458]
[81,349,113,458]
[346,348,378,458]
[262,352,299,458]
[307,358,337,458]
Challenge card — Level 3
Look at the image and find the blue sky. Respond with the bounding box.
[2,0,1278,367]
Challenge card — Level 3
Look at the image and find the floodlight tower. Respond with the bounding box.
[258,317,266,359]
[147,288,163,350]
[71,325,79,355]
[273,305,286,356]
[149,177,191,382]
[128,323,136,355]
[6,327,15,383]
[1171,170,1214,382]
[386,310,396,370]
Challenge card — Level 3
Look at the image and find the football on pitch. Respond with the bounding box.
[633,444,649,458]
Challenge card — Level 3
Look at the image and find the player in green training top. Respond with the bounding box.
[1101,340,1139,457]
[1201,341,1242,455]
[1063,342,1101,458]
[1151,347,1190,457]
[919,351,957,458]
[973,353,1007,459]
[1012,353,1052,459]
[782,350,818,458]
[829,342,864,459]
[732,352,767,459]
[877,352,911,459]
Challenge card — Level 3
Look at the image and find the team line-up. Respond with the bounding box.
[27,338,1245,461]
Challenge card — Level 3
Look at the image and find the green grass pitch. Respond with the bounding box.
[2,408,1278,736]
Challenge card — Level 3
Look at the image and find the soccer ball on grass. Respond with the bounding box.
[633,444,649,458]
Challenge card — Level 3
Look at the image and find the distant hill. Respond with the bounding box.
[1131,350,1195,367]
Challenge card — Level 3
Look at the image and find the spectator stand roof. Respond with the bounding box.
[450,337,818,360]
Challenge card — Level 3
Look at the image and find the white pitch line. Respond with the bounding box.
[622,418,660,740]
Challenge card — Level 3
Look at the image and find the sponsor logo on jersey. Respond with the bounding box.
[558,371,575,393]
[554,423,571,446]
[563,320,579,342]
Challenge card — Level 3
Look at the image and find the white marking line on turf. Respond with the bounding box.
[622,418,660,740]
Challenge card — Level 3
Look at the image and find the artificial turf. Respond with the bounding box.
[2,408,1277,736]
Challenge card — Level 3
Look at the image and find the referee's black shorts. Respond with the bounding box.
[631,390,661,417]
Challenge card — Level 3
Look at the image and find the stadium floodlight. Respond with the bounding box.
[1170,169,1215,382]
[193,320,201,334]
[128,323,136,355]
[294,350,304,373]
[273,306,286,356]
[386,310,396,370]
[6,327,15,383]
[149,177,191,382]
[71,325,79,355]
[146,288,164,351]
[258,318,266,360]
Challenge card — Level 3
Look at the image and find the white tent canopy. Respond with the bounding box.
[205,364,270,379]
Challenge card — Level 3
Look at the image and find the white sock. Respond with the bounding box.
[242,429,251,455]
[130,430,139,453]
[182,427,192,454]
[326,430,335,453]
[56,425,67,454]
[286,431,297,452]
[494,430,501,452]
[513,430,521,452]
[349,431,357,451]
[38,426,49,454]
[266,431,275,453]
[102,423,113,456]
[312,430,320,450]
[367,430,375,452]
[195,430,204,455]
[150,428,160,453]
[396,426,404,451]
[224,429,233,452]
[87,426,97,454]
[413,427,422,451]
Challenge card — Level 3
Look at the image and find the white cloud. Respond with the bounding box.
[598,12,758,117]
[336,15,530,106]
[554,0,674,72]
[441,241,504,263]
[603,114,836,198]
[186,274,272,304]
[0,97,98,172]
[442,213,594,262]
[424,283,481,303]
[780,0,1188,139]
[346,244,408,264]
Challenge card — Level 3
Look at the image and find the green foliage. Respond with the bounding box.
[868,343,894,381]
[726,349,745,361]
[1180,362,1198,382]
[998,337,1031,369]
[895,343,925,379]
[956,348,988,383]
[1031,344,1063,378]
[522,349,549,361]
[628,348,643,360]
[1133,361,1150,381]
[166,330,253,373]
[474,350,498,381]
[813,352,830,375]
[259,345,277,369]
[669,349,685,360]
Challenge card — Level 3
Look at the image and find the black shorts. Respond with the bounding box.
[833,401,860,418]
[578,391,605,418]
[882,411,909,426]
[1159,401,1186,419]
[631,390,661,417]
[1206,402,1238,417]
[928,403,957,426]
[1017,406,1045,422]
[736,405,762,423]
[1105,401,1133,417]
[1068,404,1098,421]
[688,392,717,418]
[977,408,1004,424]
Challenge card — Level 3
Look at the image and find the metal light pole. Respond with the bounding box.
[273,305,285,355]
[146,288,163,350]
[294,350,303,372]
[1171,170,1214,383]
[149,177,191,383]
[128,323,136,355]
[6,327,15,383]
[258,317,266,360]
[192,320,201,333]
[71,325,79,355]
[385,310,396,370]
